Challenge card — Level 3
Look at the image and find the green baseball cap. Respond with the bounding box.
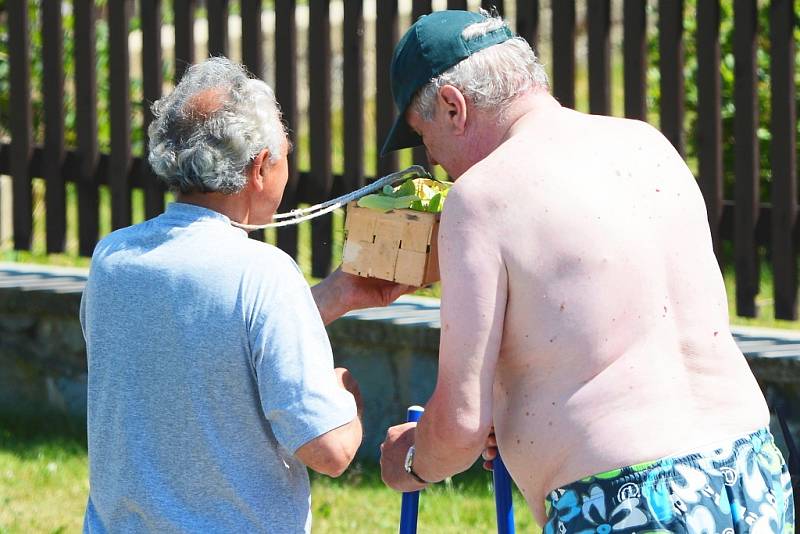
[380,10,514,157]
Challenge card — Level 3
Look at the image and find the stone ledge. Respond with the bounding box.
[1,263,799,460]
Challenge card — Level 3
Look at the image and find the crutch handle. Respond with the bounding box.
[399,406,425,534]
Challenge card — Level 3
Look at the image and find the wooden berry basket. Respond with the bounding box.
[341,201,440,286]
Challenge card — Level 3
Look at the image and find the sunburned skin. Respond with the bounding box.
[436,105,770,525]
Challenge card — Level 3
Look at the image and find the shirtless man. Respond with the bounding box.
[378,10,794,532]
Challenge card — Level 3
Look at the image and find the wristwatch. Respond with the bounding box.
[404,445,428,484]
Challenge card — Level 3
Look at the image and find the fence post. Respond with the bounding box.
[275,0,299,260]
[141,0,166,220]
[74,0,100,256]
[207,0,230,58]
[42,2,67,253]
[623,0,647,121]
[515,0,539,51]
[344,0,365,194]
[696,1,724,266]
[658,0,685,156]
[769,0,797,320]
[588,0,612,116]
[241,0,266,243]
[8,0,33,251]
[733,0,760,318]
[109,0,133,230]
[482,0,504,16]
[309,0,333,277]
[376,1,399,177]
[174,0,196,83]
[552,1,576,109]
[411,1,433,169]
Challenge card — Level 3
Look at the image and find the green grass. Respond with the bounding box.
[0,414,538,534]
[724,260,800,330]
[0,415,89,534]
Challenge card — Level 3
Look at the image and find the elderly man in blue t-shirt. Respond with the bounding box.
[80,57,408,533]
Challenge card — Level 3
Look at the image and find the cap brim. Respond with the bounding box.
[380,113,423,157]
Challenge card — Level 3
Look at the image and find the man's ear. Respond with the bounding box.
[247,148,271,192]
[438,85,467,136]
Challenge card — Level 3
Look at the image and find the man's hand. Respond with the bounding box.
[312,268,415,325]
[379,422,428,493]
[481,427,498,471]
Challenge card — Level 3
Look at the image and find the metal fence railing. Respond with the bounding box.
[0,0,797,318]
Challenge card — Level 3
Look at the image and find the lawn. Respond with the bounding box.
[0,415,538,534]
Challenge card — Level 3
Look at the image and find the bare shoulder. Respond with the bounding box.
[438,166,506,252]
[445,165,500,219]
[615,117,680,157]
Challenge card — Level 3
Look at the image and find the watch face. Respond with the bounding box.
[404,446,415,473]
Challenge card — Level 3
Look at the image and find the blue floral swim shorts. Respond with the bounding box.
[544,428,795,533]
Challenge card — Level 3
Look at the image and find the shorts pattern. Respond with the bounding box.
[543,428,795,534]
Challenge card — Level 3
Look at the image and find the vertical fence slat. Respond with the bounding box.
[241,0,265,243]
[109,1,133,230]
[207,0,229,58]
[696,1,723,264]
[770,0,797,320]
[74,0,100,256]
[343,0,365,193]
[482,0,504,16]
[142,0,165,220]
[241,0,264,78]
[275,0,298,259]
[516,0,539,50]
[8,0,33,251]
[658,0,685,156]
[588,0,611,116]
[733,0,759,318]
[376,1,399,177]
[174,0,196,82]
[412,0,432,19]
[411,0,432,168]
[552,0,576,109]
[623,0,647,120]
[42,2,66,252]
[309,0,332,277]
[447,0,468,10]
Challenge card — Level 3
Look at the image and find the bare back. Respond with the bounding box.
[452,107,769,524]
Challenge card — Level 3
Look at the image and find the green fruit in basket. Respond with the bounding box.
[357,176,452,213]
[427,192,444,213]
[357,194,418,212]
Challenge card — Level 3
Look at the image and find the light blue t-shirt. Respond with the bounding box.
[80,202,357,533]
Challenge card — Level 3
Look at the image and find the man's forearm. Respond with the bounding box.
[411,402,486,482]
[311,278,347,325]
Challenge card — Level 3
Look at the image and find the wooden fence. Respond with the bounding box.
[0,0,797,319]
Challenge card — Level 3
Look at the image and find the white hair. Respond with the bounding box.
[147,57,288,195]
[411,11,549,121]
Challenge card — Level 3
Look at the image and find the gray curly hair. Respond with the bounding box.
[147,57,288,195]
[411,11,548,121]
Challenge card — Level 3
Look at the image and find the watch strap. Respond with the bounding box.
[404,445,429,484]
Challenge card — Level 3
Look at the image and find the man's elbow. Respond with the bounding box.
[314,447,356,478]
[295,422,362,477]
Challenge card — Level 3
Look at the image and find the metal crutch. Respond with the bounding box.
[399,405,425,534]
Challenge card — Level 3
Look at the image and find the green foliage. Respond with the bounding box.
[0,1,153,155]
[648,0,800,201]
[358,177,451,213]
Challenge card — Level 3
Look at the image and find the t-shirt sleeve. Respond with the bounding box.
[249,258,357,454]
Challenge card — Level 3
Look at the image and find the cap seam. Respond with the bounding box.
[415,23,437,86]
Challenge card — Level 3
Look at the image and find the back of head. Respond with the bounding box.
[148,57,287,195]
[412,12,549,121]
[381,9,548,155]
